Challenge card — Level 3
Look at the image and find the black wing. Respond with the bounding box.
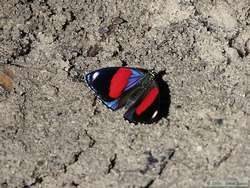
[85,67,145,110]
[124,76,171,124]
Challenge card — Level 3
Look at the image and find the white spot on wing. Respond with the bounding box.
[152,110,158,119]
[92,72,99,80]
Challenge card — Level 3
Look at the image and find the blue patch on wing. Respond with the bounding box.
[103,99,119,110]
[124,68,144,91]
[87,68,144,111]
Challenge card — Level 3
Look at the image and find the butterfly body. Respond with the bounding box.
[120,71,156,108]
[85,67,169,124]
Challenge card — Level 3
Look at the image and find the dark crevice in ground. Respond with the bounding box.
[142,179,155,188]
[146,151,159,165]
[226,31,249,59]
[62,10,76,31]
[140,149,176,188]
[84,129,96,148]
[91,96,100,115]
[244,39,250,56]
[106,153,117,174]
[67,64,76,77]
[23,176,43,188]
[121,60,127,66]
[17,38,33,58]
[5,36,34,65]
[116,40,124,53]
[71,181,79,187]
[1,182,8,188]
[19,92,27,127]
[63,150,84,173]
[39,0,56,18]
[140,151,159,174]
[25,4,33,22]
[91,96,97,107]
[72,150,83,164]
[63,164,67,173]
[66,49,84,81]
[99,16,128,40]
[87,44,102,57]
[213,148,233,168]
[158,149,175,176]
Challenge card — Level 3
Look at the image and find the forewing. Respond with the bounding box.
[85,67,144,110]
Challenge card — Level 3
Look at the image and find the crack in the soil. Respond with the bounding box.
[244,38,250,56]
[62,10,76,31]
[18,37,33,57]
[140,149,176,188]
[158,149,175,176]
[121,60,127,66]
[19,92,27,126]
[142,179,155,188]
[23,176,43,188]
[62,131,96,173]
[226,31,249,59]
[63,164,67,173]
[99,16,128,40]
[72,150,83,164]
[84,129,96,148]
[71,181,79,187]
[1,182,8,188]
[87,44,102,57]
[63,150,84,173]
[140,151,159,174]
[106,153,117,174]
[66,50,84,81]
[91,96,97,107]
[213,148,233,168]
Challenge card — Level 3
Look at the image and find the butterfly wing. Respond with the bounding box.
[85,67,145,110]
[124,79,163,124]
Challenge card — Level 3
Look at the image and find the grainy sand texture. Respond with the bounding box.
[0,0,250,187]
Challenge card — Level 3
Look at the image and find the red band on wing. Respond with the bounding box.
[109,68,132,99]
[136,87,159,116]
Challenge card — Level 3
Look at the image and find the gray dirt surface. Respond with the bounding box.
[0,0,250,187]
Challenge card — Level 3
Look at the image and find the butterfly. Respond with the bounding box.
[85,67,170,124]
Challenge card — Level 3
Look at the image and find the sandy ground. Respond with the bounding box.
[0,0,250,187]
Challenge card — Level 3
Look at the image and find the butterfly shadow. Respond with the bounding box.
[155,71,171,122]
